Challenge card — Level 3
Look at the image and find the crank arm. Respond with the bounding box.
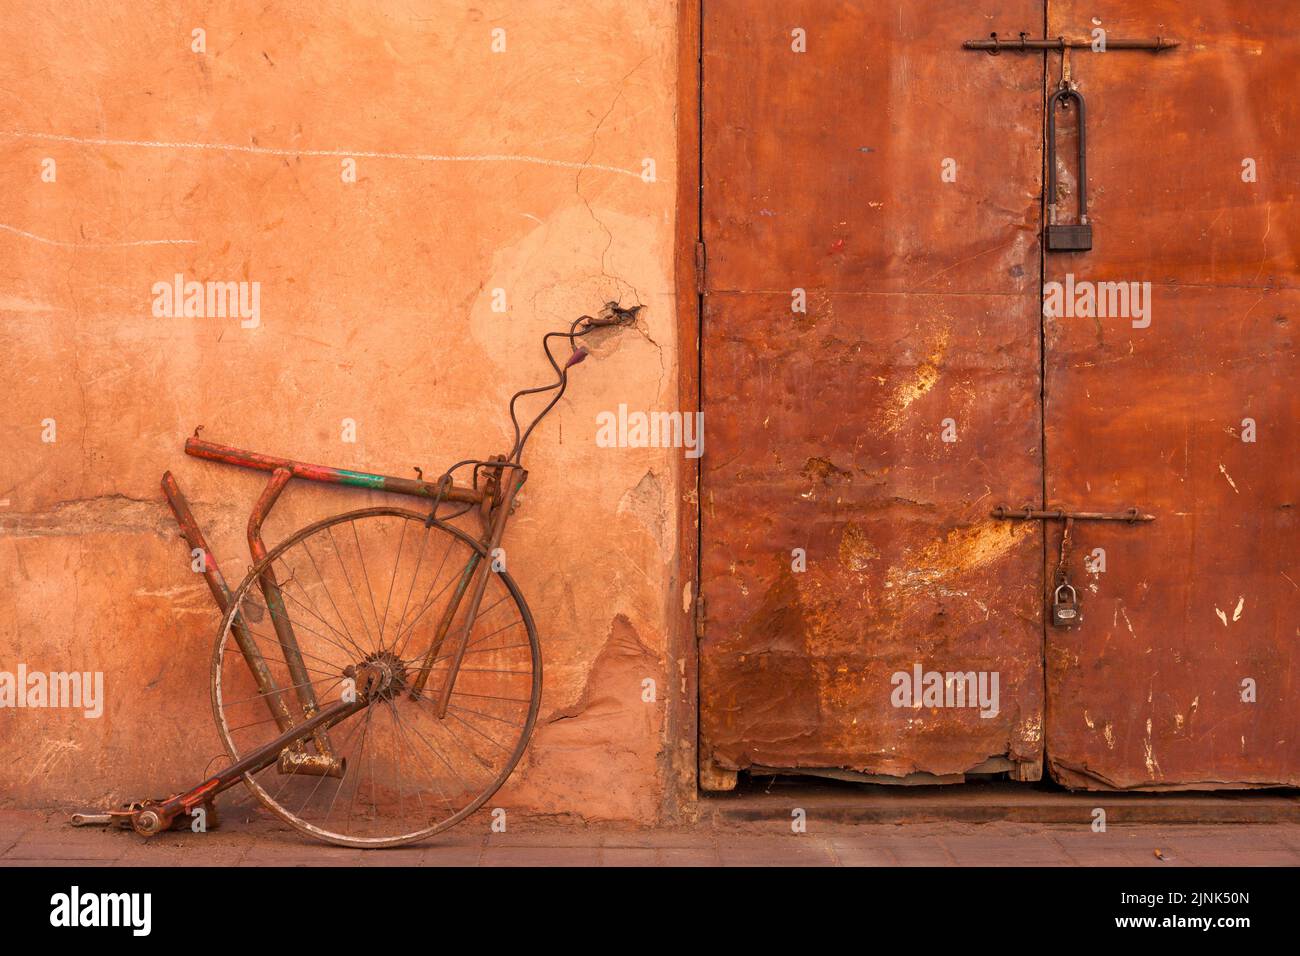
[70,692,372,837]
[69,812,114,827]
[70,802,221,834]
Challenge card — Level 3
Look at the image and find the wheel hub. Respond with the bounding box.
[352,651,408,701]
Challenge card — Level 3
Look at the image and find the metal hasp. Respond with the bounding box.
[962,33,1178,254]
[962,34,1179,53]
[1046,86,1091,252]
[990,505,1154,523]
[992,506,1154,631]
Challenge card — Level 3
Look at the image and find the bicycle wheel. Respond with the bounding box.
[211,507,541,848]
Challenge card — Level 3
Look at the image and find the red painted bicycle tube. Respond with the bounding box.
[184,436,483,504]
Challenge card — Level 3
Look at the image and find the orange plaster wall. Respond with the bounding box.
[0,0,682,824]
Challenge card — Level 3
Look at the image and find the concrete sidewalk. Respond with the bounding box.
[2,809,1298,866]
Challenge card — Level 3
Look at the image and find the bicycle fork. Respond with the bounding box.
[408,464,526,716]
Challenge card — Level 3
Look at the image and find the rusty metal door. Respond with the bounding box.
[698,0,1049,788]
[1042,0,1300,789]
[699,1,1298,792]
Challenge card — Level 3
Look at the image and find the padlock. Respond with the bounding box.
[1046,222,1092,251]
[1045,87,1092,252]
[1051,583,1080,627]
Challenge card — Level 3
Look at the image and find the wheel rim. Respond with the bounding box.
[211,508,541,848]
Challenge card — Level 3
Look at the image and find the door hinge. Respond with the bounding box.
[694,594,706,640]
[694,241,706,295]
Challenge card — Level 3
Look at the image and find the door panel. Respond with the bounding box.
[703,1,1044,296]
[699,1,1048,784]
[1043,1,1300,787]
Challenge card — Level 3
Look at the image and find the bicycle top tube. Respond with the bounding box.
[184,436,485,505]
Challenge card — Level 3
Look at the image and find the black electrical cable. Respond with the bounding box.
[424,303,641,528]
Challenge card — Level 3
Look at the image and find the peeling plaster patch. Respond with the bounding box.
[682,581,692,614]
[1104,724,1115,749]
[509,614,664,822]
[0,294,61,313]
[470,205,660,371]
[617,470,668,556]
[1214,606,1228,627]
[547,614,661,724]
[133,583,218,615]
[0,496,173,539]
[133,585,206,598]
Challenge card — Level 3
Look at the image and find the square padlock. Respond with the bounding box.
[1046,223,1093,252]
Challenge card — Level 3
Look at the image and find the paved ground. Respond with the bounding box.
[2,808,1298,866]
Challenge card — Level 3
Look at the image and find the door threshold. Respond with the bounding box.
[702,778,1300,826]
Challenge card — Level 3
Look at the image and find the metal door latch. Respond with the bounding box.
[990,505,1154,523]
[961,33,1178,255]
[962,33,1179,53]
[990,505,1155,629]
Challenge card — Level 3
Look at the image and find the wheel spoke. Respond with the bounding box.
[325,524,381,653]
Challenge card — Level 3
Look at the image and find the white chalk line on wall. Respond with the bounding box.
[0,222,196,248]
[1,129,643,178]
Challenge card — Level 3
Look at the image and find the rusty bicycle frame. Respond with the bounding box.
[71,303,641,838]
